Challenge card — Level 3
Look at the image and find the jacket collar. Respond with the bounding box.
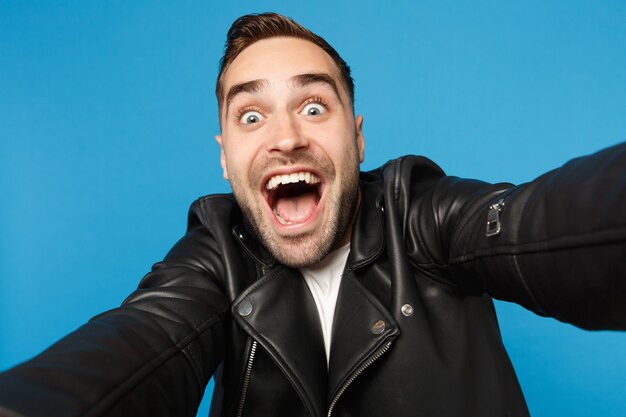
[346,171,386,270]
[232,222,276,270]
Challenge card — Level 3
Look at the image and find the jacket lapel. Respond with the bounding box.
[326,173,400,403]
[327,270,399,402]
[232,265,328,417]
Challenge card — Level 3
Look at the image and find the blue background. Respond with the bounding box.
[1,1,625,416]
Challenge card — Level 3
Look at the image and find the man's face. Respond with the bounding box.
[216,37,365,268]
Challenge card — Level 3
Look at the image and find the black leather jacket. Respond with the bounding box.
[1,145,625,417]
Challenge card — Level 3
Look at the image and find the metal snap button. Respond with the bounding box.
[238,300,253,317]
[401,304,414,317]
[371,319,386,334]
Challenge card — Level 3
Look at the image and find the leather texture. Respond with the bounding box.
[1,143,625,417]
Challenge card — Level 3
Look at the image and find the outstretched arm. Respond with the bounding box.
[406,142,626,329]
[0,222,230,417]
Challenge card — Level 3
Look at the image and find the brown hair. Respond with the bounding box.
[216,13,354,114]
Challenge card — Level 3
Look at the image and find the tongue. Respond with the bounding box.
[275,192,318,223]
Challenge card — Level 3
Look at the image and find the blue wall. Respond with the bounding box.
[1,2,625,416]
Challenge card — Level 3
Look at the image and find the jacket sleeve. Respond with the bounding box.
[0,212,230,417]
[405,142,626,330]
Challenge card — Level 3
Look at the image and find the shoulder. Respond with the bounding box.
[374,155,510,274]
[187,193,242,230]
[375,154,508,217]
[366,155,447,210]
[365,155,446,184]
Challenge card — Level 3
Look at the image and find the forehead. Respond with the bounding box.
[222,37,342,93]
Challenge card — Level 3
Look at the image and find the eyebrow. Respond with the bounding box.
[290,73,343,103]
[225,79,268,110]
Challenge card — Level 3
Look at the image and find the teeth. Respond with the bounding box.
[265,171,321,190]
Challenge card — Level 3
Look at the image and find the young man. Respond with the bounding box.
[1,13,625,417]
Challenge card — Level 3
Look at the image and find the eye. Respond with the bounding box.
[301,102,326,117]
[239,110,264,125]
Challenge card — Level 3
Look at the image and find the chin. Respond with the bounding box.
[247,215,339,268]
[270,233,338,268]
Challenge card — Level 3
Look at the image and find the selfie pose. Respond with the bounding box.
[1,12,625,417]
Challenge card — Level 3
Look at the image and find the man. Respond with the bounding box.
[0,12,625,417]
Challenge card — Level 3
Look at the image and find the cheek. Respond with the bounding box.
[223,141,256,177]
[321,134,359,165]
[313,120,355,151]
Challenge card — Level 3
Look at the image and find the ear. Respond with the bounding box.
[355,115,365,163]
[215,134,229,180]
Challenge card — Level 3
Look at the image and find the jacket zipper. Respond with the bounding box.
[486,198,505,237]
[326,339,393,417]
[235,340,258,417]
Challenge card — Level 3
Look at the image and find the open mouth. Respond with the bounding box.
[264,171,322,225]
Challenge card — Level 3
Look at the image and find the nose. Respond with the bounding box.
[266,113,308,154]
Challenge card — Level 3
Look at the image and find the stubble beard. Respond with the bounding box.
[230,150,361,268]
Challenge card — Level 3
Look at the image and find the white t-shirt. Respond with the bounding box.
[300,243,350,367]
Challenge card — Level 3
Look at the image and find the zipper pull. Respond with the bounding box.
[486,198,505,237]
